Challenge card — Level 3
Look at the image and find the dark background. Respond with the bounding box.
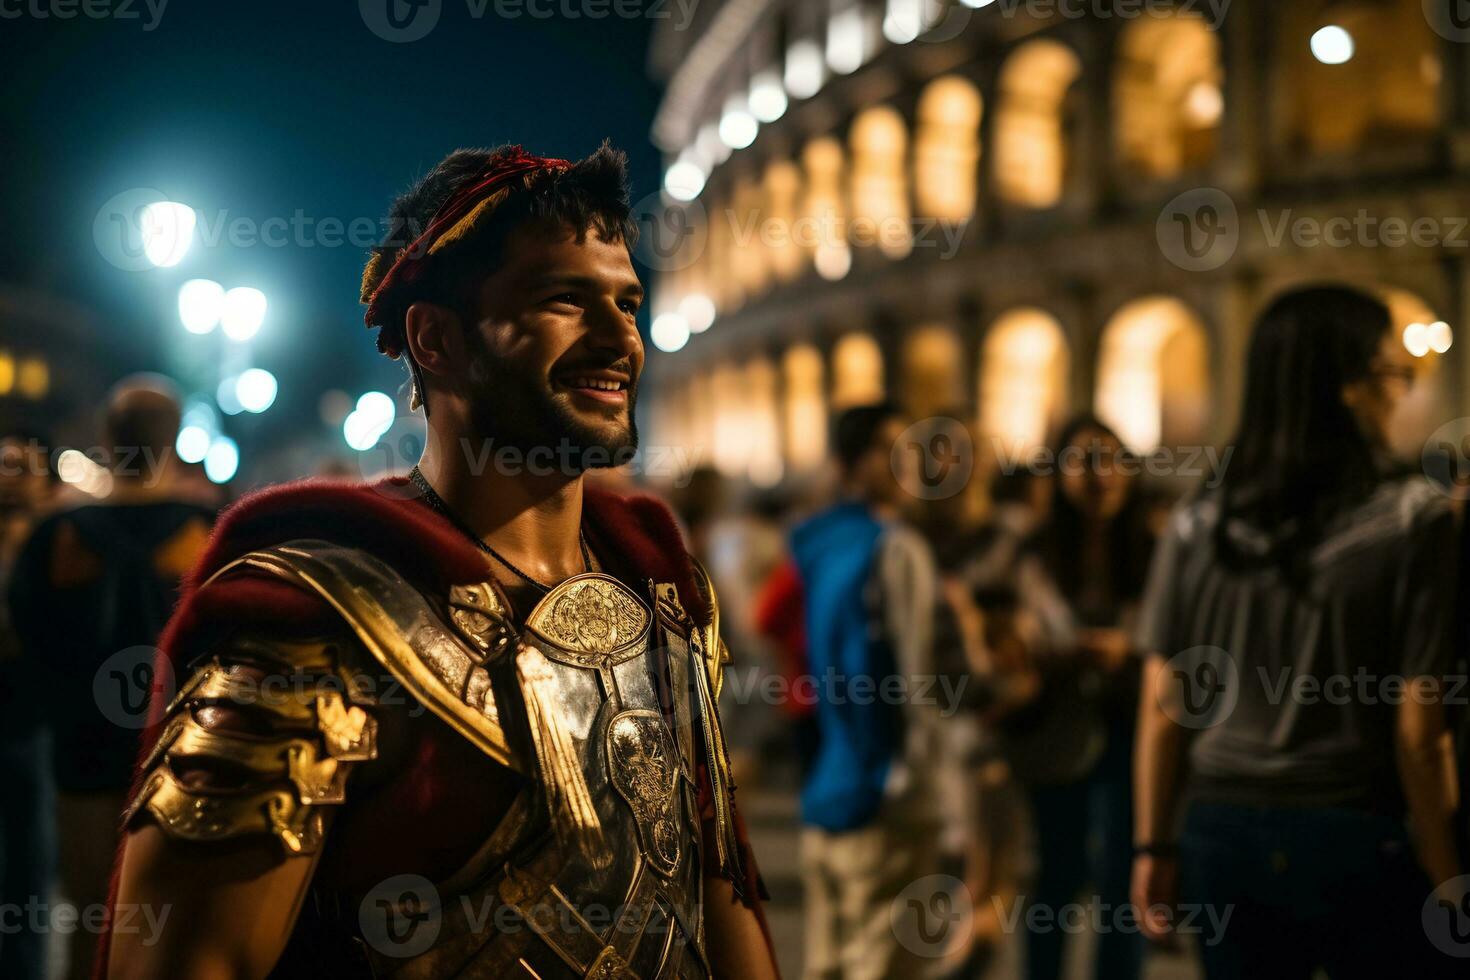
[0,0,662,463]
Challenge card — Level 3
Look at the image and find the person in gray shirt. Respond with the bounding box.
[1131,285,1462,978]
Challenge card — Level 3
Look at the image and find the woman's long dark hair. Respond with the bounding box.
[1037,414,1155,607]
[1215,285,1389,567]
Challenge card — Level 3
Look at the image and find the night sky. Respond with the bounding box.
[0,0,663,475]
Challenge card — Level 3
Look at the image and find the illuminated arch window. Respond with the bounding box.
[849,106,912,259]
[802,137,851,280]
[1114,13,1223,179]
[978,308,1070,457]
[710,363,747,477]
[706,190,742,311]
[784,344,828,472]
[743,357,785,487]
[902,325,965,419]
[764,159,804,283]
[681,368,716,462]
[1284,0,1438,155]
[915,76,982,222]
[730,175,769,298]
[831,332,885,408]
[994,41,1082,208]
[1094,297,1211,452]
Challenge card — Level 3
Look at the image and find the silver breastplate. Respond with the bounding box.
[492,573,709,979]
[241,543,726,980]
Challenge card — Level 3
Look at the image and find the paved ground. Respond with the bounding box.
[741,788,1203,980]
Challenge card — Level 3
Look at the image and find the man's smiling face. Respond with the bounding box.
[460,220,645,465]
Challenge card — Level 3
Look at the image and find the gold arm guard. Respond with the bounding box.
[125,636,379,856]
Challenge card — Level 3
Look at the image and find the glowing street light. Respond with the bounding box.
[204,437,239,484]
[651,312,691,353]
[678,293,716,334]
[749,69,788,123]
[1310,25,1354,65]
[883,0,924,45]
[178,279,225,334]
[785,39,824,100]
[343,391,396,451]
[236,368,278,414]
[718,96,758,150]
[1427,320,1453,354]
[175,425,211,464]
[217,376,245,415]
[141,201,196,268]
[827,6,867,75]
[221,286,267,342]
[665,157,707,202]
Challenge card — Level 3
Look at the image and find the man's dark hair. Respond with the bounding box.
[833,402,902,470]
[363,141,637,360]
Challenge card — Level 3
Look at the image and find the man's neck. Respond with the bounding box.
[416,429,588,586]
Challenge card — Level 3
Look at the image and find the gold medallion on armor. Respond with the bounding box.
[526,575,651,667]
[607,709,682,878]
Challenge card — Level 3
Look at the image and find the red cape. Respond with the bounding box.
[98,477,771,976]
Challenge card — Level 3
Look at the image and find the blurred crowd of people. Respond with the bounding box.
[681,284,1470,980]
[1,378,220,979]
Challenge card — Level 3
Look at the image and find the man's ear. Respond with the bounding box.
[403,302,463,382]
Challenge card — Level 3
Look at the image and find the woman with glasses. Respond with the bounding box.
[1131,285,1462,979]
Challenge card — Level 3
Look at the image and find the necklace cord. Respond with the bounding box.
[407,467,590,593]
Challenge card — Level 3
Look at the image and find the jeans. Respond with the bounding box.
[0,729,56,980]
[1181,801,1454,980]
[1024,733,1143,980]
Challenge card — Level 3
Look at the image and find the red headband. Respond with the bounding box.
[363,145,571,349]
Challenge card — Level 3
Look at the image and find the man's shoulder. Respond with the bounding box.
[189,477,489,592]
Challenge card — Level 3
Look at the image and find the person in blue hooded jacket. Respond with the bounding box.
[782,401,948,980]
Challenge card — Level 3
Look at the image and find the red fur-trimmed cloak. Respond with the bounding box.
[96,477,772,977]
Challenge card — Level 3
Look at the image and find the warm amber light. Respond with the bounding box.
[979,309,1069,456]
[832,332,885,408]
[995,40,1081,208]
[17,359,49,400]
[849,106,911,258]
[1114,12,1222,178]
[915,76,983,222]
[1094,297,1209,452]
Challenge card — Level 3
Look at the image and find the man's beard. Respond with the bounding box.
[462,337,638,473]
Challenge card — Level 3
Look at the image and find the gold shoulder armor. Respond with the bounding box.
[689,556,731,701]
[125,635,378,855]
[205,541,521,773]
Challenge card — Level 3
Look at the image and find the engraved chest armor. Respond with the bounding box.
[171,541,741,980]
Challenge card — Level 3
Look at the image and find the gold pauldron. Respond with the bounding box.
[126,639,378,855]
